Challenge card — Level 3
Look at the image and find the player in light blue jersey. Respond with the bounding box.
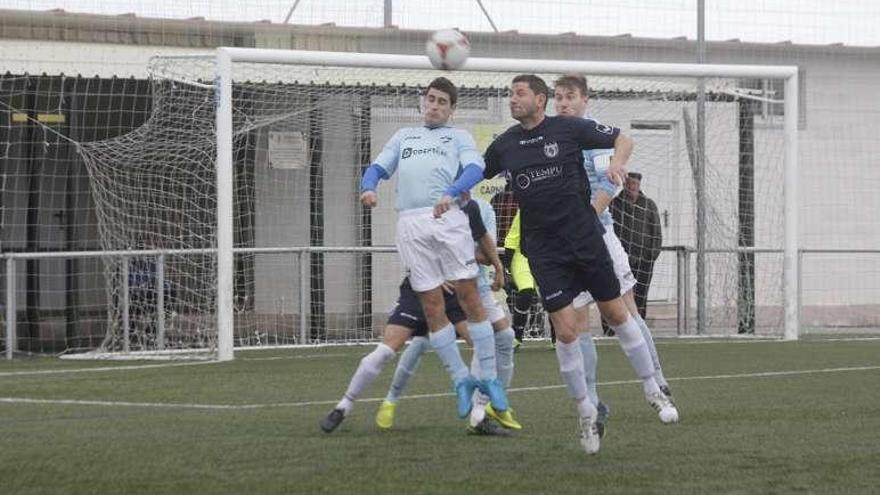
[554,74,677,434]
[321,77,509,434]
[375,196,521,433]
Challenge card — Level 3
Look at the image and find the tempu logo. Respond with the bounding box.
[515,164,563,190]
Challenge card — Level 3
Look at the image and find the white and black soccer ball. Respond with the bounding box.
[425,29,470,70]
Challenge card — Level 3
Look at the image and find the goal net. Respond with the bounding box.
[74,50,796,358]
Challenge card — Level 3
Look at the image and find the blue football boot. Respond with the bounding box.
[454,376,478,418]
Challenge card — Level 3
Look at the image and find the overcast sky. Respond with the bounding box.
[5,0,880,46]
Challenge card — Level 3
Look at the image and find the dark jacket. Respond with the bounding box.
[611,191,662,262]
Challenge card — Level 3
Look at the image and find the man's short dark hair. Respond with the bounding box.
[628,172,643,180]
[425,77,457,106]
[554,74,588,96]
[512,74,550,109]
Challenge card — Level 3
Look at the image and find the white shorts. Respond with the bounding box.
[572,229,637,308]
[480,290,508,324]
[397,207,479,293]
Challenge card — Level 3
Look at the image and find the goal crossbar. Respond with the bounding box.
[213,47,799,360]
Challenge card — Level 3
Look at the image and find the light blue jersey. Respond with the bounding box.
[372,126,485,211]
[582,118,621,227]
[473,197,497,295]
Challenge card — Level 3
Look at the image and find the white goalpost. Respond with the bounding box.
[210,47,799,361]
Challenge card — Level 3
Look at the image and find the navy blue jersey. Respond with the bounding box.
[484,115,619,260]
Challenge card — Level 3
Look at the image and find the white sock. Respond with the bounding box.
[468,336,495,427]
[578,333,600,407]
[336,343,396,414]
[470,390,490,427]
[429,323,470,384]
[634,314,668,387]
[494,327,516,389]
[612,316,662,397]
[385,337,430,403]
[577,397,598,419]
[554,339,588,402]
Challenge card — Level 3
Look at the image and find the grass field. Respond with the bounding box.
[2,337,880,494]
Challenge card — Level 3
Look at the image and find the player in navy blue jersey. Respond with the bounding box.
[483,74,678,454]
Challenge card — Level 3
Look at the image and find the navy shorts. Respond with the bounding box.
[530,237,621,313]
[387,278,466,337]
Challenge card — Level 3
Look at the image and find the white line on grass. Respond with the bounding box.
[595,336,880,346]
[0,360,215,377]
[241,353,351,361]
[1,364,878,411]
[0,354,353,377]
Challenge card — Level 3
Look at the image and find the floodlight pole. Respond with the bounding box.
[283,0,303,24]
[475,0,500,33]
[695,0,708,335]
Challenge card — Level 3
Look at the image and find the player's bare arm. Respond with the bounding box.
[592,189,614,217]
[608,133,634,185]
[475,232,505,291]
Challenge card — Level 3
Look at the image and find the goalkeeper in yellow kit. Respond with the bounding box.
[504,209,556,345]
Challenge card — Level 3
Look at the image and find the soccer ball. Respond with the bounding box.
[425,29,470,70]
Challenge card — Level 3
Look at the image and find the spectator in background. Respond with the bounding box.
[611,172,662,320]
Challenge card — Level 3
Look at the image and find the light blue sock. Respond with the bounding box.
[494,327,516,389]
[386,336,430,403]
[429,324,469,384]
[468,320,497,381]
[578,333,600,407]
[633,314,668,387]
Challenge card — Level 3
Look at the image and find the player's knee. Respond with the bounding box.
[600,300,629,326]
[553,324,578,344]
[454,288,483,318]
[463,301,486,320]
[492,318,510,332]
[549,311,578,343]
[421,299,445,321]
[382,328,410,351]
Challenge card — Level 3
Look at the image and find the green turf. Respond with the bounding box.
[1,338,879,494]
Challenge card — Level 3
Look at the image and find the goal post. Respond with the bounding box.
[215,49,234,361]
[783,72,799,342]
[213,47,799,358]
